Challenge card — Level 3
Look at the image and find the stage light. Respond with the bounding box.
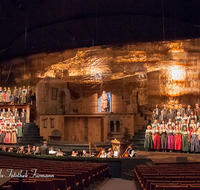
[171,66,185,81]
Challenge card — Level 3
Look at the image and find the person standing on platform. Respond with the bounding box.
[152,119,160,129]
[154,104,161,116]
[21,86,27,104]
[3,87,6,102]
[144,125,153,151]
[0,121,6,144]
[182,126,190,153]
[174,125,182,153]
[13,86,18,105]
[153,125,161,151]
[101,91,108,112]
[6,87,11,103]
[11,125,17,145]
[13,108,19,117]
[26,86,32,104]
[175,112,182,127]
[159,111,167,124]
[162,104,169,116]
[186,105,193,117]
[151,111,158,124]
[177,104,185,117]
[0,87,3,102]
[16,119,23,140]
[194,104,200,123]
[167,109,176,123]
[181,119,188,131]
[7,108,12,117]
[191,128,200,153]
[40,141,49,155]
[172,105,177,116]
[4,125,11,144]
[15,113,20,123]
[189,111,197,124]
[21,108,26,116]
[20,112,26,133]
[167,125,174,152]
[167,118,175,129]
[160,124,168,152]
[18,87,22,104]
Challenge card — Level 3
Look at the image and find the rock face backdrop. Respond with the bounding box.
[1,38,200,109]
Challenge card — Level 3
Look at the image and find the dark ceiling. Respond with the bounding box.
[1,0,200,60]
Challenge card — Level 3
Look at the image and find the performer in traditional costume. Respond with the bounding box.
[181,119,188,131]
[11,126,17,144]
[174,125,182,152]
[1,109,6,118]
[160,124,168,152]
[194,103,200,123]
[18,87,22,104]
[10,113,15,124]
[167,118,175,129]
[13,86,18,105]
[16,119,23,139]
[4,126,11,144]
[153,125,161,151]
[189,120,197,141]
[26,86,32,104]
[189,112,197,124]
[152,120,160,129]
[0,87,3,102]
[175,112,182,127]
[6,119,11,129]
[167,125,174,152]
[101,91,108,112]
[144,125,153,150]
[191,128,200,153]
[6,87,11,103]
[21,86,27,104]
[160,120,167,130]
[0,123,6,144]
[0,113,3,123]
[7,108,12,117]
[182,126,190,152]
[182,113,189,124]
[3,87,6,102]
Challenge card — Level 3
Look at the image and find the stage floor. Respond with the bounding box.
[136,150,200,163]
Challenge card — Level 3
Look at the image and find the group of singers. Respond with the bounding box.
[0,108,26,145]
[145,103,200,153]
[0,86,32,105]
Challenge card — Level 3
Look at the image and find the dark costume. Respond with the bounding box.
[144,129,153,149]
[191,132,200,152]
[40,144,49,155]
[160,129,168,150]
[182,131,190,152]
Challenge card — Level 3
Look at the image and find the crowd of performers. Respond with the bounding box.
[0,108,26,145]
[144,103,200,153]
[0,86,32,104]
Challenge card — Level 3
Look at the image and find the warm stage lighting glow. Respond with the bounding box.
[171,66,185,81]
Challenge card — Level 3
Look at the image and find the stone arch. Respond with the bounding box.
[51,129,62,136]
[116,120,120,132]
[108,115,122,133]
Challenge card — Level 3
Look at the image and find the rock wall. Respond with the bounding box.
[1,39,200,110]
